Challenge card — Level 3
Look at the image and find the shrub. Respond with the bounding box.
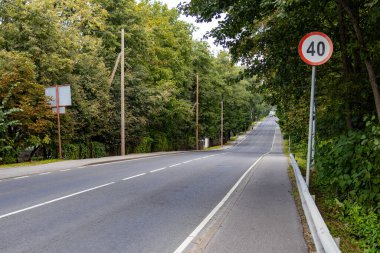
[134,137,153,153]
[317,116,380,208]
[63,144,80,160]
[330,199,380,252]
[91,142,107,158]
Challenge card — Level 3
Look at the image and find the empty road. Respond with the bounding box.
[0,117,307,252]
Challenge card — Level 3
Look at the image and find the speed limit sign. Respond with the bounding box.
[299,32,334,189]
[298,32,333,65]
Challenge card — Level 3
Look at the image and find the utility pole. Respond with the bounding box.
[121,29,125,156]
[221,100,224,147]
[196,74,199,150]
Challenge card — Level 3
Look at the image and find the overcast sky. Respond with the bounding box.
[157,0,224,54]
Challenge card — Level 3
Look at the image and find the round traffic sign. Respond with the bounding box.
[298,32,333,65]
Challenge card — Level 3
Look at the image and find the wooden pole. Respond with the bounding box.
[121,29,125,156]
[196,74,199,150]
[221,100,224,147]
[108,53,121,86]
[56,85,62,159]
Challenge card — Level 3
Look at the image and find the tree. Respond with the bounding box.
[0,50,53,163]
[0,84,21,163]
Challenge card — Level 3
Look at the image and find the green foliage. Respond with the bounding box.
[134,137,154,153]
[151,132,170,152]
[0,84,21,162]
[325,199,380,253]
[317,117,380,208]
[0,50,53,163]
[91,142,107,158]
[62,144,80,160]
[0,0,267,163]
[62,142,106,159]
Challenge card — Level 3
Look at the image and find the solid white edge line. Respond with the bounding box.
[60,169,71,172]
[150,167,167,173]
[174,122,277,253]
[173,156,264,253]
[0,182,115,220]
[14,176,29,180]
[122,173,146,181]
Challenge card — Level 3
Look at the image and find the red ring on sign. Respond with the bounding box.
[298,32,333,66]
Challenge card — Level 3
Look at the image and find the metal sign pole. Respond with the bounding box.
[221,100,224,147]
[311,102,316,171]
[306,66,316,187]
[56,85,62,159]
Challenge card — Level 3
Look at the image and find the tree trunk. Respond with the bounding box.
[337,0,353,129]
[340,0,380,122]
[28,146,39,162]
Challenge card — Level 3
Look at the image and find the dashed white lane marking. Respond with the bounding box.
[150,167,167,173]
[169,163,182,168]
[122,173,146,181]
[0,182,115,220]
[14,176,29,180]
[85,154,174,168]
[0,152,225,219]
[39,172,51,175]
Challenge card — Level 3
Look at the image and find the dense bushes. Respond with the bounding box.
[317,117,380,208]
[62,142,107,160]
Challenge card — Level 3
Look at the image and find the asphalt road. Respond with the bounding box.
[0,117,307,253]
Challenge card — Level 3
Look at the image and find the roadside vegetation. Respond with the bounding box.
[0,0,270,165]
[0,159,61,169]
[182,0,380,252]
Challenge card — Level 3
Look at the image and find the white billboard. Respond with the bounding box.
[45,85,72,107]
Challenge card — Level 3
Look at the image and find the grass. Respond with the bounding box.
[0,159,62,169]
[229,136,238,141]
[205,145,222,151]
